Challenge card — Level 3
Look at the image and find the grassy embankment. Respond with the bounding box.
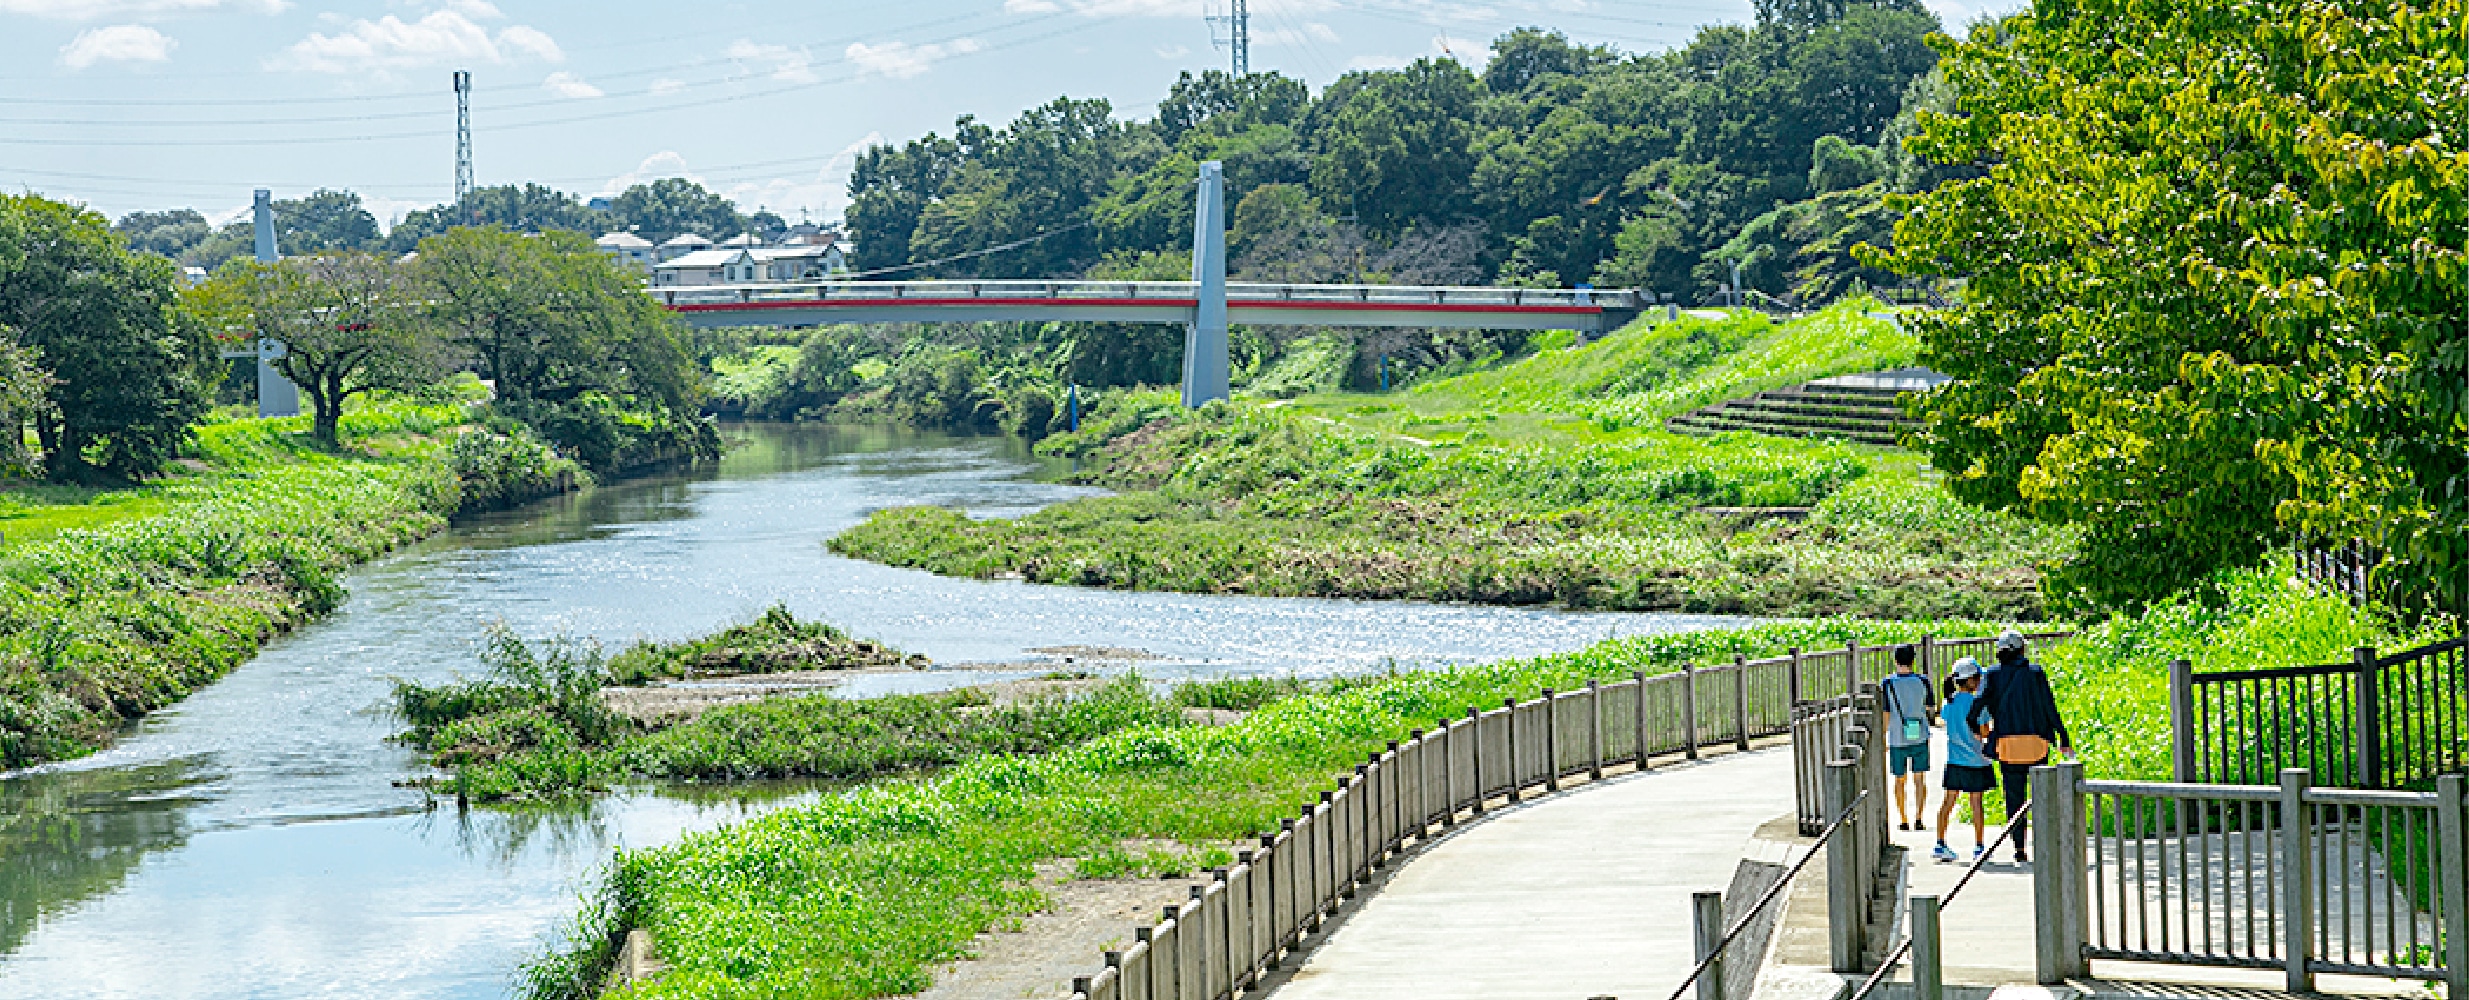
[831,302,2076,620]
[0,396,581,770]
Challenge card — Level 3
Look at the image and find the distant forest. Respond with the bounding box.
[111,0,1956,306]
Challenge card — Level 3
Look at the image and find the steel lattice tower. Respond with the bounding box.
[1207,0,1249,76]
[453,70,473,204]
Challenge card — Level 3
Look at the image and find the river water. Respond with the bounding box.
[0,423,1739,999]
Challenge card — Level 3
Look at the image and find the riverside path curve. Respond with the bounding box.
[1255,744,1795,1000]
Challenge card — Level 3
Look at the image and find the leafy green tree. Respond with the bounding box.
[1866,0,2468,612]
[1158,70,1309,143]
[386,184,612,252]
[0,194,215,483]
[113,209,215,261]
[0,325,47,475]
[1305,58,1484,234]
[271,189,381,254]
[1481,27,1618,94]
[608,178,747,245]
[847,130,968,273]
[415,227,701,415]
[219,253,440,444]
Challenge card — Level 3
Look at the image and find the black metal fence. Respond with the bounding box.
[2173,638,2469,790]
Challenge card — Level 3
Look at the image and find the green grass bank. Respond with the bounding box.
[831,303,2075,620]
[0,398,586,770]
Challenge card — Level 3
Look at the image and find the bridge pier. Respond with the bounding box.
[1181,160,1231,408]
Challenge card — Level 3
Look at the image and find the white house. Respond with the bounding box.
[595,232,655,272]
[651,243,848,287]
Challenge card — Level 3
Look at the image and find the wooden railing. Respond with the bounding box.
[1063,633,2051,1000]
[2170,637,2469,789]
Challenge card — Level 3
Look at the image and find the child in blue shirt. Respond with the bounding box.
[1933,657,1996,861]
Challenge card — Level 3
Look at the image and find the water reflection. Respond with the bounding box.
[0,757,217,955]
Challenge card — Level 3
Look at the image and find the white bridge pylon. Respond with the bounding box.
[653,160,1649,408]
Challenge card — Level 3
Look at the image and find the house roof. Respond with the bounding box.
[720,233,763,247]
[660,233,712,248]
[654,245,842,270]
[597,232,654,249]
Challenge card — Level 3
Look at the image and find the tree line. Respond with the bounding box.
[114,177,785,274]
[0,193,711,484]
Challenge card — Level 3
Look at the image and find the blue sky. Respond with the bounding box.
[0,0,2005,231]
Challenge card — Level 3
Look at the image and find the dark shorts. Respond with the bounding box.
[1890,744,1931,775]
[1944,764,1996,793]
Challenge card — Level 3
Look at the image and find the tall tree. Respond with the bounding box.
[218,253,439,444]
[0,194,215,482]
[607,178,747,245]
[386,183,612,252]
[1866,0,2469,612]
[415,227,699,415]
[1305,58,1484,234]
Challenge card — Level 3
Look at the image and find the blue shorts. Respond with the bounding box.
[1890,744,1932,775]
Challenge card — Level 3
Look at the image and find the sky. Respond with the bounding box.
[0,0,2011,233]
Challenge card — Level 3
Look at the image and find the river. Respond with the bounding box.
[0,422,1740,999]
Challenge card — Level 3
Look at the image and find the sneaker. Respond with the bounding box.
[1972,845,1986,861]
[1898,821,1911,832]
[1931,843,1959,862]
[2013,850,2030,864]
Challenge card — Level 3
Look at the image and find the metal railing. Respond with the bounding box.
[1848,801,2032,1000]
[1670,790,1872,1000]
[2032,763,2469,993]
[655,279,1649,310]
[2170,637,2469,789]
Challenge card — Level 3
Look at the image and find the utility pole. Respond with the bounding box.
[1206,0,1249,76]
[453,70,473,205]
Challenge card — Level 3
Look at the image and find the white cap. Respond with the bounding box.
[1952,656,1982,679]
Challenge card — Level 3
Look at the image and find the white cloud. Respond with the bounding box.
[844,37,980,80]
[724,39,817,84]
[597,150,702,201]
[648,77,685,95]
[1002,0,1060,10]
[1153,43,1189,59]
[541,70,600,98]
[0,0,281,19]
[59,23,174,68]
[270,8,563,74]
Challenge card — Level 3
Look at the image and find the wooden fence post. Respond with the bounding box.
[1505,697,1522,803]
[1544,689,1561,792]
[1468,707,1485,816]
[1788,647,1802,704]
[1846,640,1861,698]
[1920,634,1935,692]
[2168,659,2196,784]
[1438,720,1457,827]
[1733,654,1751,751]
[1911,894,1943,1000]
[2032,765,2067,983]
[2280,768,2315,994]
[1634,671,1652,770]
[1588,681,1605,780]
[1682,664,1701,760]
[2355,646,2381,788]
[1692,890,1726,1000]
[2438,774,2468,999]
[1824,756,1864,972]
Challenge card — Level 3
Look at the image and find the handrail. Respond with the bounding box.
[1843,799,2034,1000]
[1664,789,1871,1000]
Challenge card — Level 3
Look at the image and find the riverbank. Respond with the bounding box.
[544,617,2009,1000]
[831,303,2075,621]
[0,398,598,770]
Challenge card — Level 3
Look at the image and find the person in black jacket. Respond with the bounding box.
[1966,629,2072,863]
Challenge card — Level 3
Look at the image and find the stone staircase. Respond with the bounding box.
[1664,368,1948,447]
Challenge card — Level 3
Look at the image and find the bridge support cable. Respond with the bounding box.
[1182,160,1231,408]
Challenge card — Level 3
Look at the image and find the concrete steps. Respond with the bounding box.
[1664,369,1949,447]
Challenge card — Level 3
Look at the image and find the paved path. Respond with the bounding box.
[1259,746,1795,1000]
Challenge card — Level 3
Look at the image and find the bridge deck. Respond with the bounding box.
[655,280,1646,333]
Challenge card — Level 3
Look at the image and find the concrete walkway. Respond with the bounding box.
[1259,746,1795,1000]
